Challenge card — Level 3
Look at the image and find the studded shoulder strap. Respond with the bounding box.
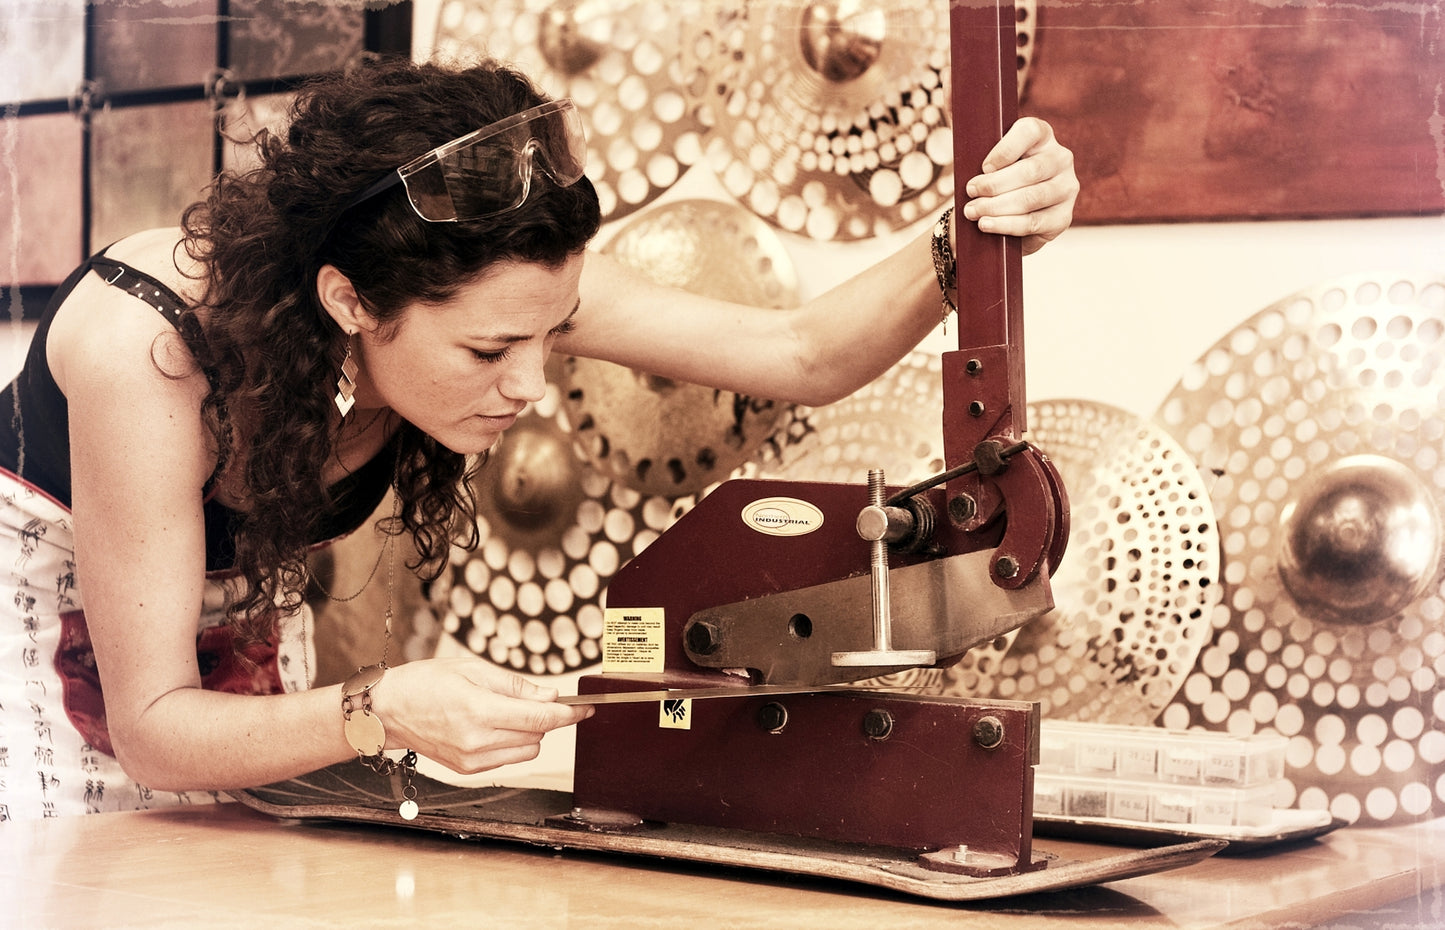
[90,255,190,324]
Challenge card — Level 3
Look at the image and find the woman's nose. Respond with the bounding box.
[498,347,548,403]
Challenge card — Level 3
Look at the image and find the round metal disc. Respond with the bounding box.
[940,399,1223,724]
[678,0,1036,241]
[1154,272,1445,826]
[344,711,385,757]
[430,0,709,222]
[559,199,800,497]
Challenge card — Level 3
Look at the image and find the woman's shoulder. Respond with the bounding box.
[47,228,211,403]
[94,227,207,305]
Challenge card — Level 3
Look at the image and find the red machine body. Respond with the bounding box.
[571,1,1068,876]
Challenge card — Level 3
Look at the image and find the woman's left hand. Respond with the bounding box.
[961,116,1078,256]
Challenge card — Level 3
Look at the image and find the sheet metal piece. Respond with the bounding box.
[235,765,1226,903]
[557,681,873,705]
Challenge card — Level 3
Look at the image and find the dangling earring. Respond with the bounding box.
[334,332,359,417]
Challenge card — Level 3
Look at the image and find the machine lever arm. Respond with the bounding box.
[886,439,1030,507]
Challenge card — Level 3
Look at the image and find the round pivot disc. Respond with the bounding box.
[1155,272,1445,826]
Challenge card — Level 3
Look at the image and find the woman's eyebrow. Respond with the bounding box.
[481,300,582,344]
[550,300,581,335]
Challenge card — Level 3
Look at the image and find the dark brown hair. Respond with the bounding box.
[179,57,602,633]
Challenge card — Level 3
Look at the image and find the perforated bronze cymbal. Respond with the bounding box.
[431,376,704,676]
[559,199,800,497]
[1155,272,1445,826]
[678,0,1036,241]
[938,399,1223,725]
[430,0,708,221]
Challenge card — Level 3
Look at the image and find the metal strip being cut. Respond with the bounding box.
[557,683,880,705]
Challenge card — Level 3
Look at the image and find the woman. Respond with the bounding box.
[0,57,1076,820]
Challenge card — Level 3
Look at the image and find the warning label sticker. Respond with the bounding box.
[658,698,692,730]
[601,607,665,673]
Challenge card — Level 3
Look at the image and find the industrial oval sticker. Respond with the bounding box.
[741,497,825,537]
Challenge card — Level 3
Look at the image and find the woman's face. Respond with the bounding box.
[353,254,585,455]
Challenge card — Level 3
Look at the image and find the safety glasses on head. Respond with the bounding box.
[343,98,587,222]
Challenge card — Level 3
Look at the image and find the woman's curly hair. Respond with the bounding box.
[178,57,601,636]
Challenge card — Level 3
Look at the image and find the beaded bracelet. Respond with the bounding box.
[931,207,958,329]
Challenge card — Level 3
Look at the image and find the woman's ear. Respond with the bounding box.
[316,264,373,334]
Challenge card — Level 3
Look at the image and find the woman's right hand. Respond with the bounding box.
[368,657,593,774]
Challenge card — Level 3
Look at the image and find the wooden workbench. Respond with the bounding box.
[2,801,1441,929]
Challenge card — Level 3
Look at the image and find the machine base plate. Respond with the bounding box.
[234,764,1225,903]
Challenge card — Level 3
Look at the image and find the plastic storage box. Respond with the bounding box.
[1038,720,1287,788]
[1034,772,1279,828]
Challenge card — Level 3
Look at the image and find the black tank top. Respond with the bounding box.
[0,251,394,571]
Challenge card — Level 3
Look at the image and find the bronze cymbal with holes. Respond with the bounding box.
[559,199,800,497]
[1154,272,1445,826]
[430,0,709,221]
[678,0,1036,240]
[941,399,1222,725]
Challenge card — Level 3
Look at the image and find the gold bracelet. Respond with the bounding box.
[931,206,958,326]
[341,663,420,820]
[342,663,387,757]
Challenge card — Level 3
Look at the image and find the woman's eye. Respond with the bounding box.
[472,347,512,364]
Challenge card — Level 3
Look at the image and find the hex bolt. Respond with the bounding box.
[973,715,1005,750]
[995,555,1019,579]
[757,702,788,734]
[684,619,721,656]
[949,493,977,524]
[862,708,894,741]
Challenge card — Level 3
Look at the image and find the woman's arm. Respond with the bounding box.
[563,117,1076,407]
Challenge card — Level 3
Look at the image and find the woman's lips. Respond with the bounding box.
[474,411,520,430]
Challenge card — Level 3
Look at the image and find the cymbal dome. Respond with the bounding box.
[1279,454,1442,626]
[798,2,886,83]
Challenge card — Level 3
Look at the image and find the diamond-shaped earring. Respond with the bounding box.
[334,334,359,417]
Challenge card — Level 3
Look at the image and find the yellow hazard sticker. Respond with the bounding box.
[601,606,665,673]
[658,698,692,730]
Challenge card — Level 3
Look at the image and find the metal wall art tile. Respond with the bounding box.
[88,100,214,251]
[0,112,84,286]
[228,0,365,81]
[220,91,296,174]
[0,0,86,105]
[91,0,218,95]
